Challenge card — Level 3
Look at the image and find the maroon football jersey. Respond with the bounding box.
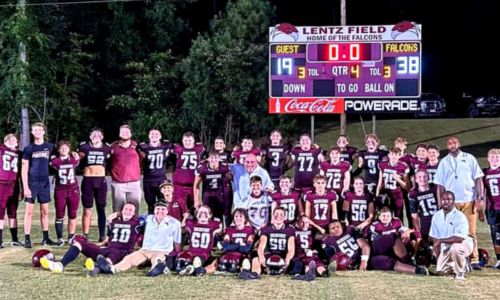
[217,150,233,164]
[261,224,295,256]
[378,161,409,192]
[166,198,188,222]
[320,160,351,193]
[77,142,111,168]
[107,216,141,252]
[369,218,405,242]
[321,226,361,260]
[294,229,314,257]
[358,149,388,184]
[340,146,358,165]
[172,144,205,186]
[186,219,221,258]
[291,146,322,189]
[0,144,20,182]
[261,144,290,180]
[232,147,261,164]
[304,190,337,228]
[410,157,427,174]
[343,191,373,226]
[138,142,170,181]
[425,162,439,184]
[50,156,79,188]
[195,162,230,193]
[224,225,254,246]
[271,190,301,225]
[399,153,414,165]
[484,167,500,210]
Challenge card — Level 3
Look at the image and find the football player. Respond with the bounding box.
[289,133,324,194]
[260,129,291,188]
[218,208,255,273]
[304,175,338,231]
[394,137,413,165]
[321,220,370,271]
[50,141,81,245]
[271,175,303,225]
[355,133,388,193]
[171,131,205,210]
[239,207,295,280]
[40,202,140,274]
[0,134,22,247]
[425,144,440,184]
[292,215,327,280]
[212,136,233,164]
[482,148,500,269]
[320,146,351,219]
[369,207,427,275]
[78,128,112,242]
[232,136,261,164]
[138,129,171,214]
[176,205,222,276]
[244,175,271,230]
[376,147,410,222]
[411,144,428,173]
[159,181,188,226]
[336,135,358,165]
[409,169,439,241]
[342,177,375,236]
[193,151,232,225]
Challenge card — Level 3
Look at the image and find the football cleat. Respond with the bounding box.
[10,241,23,247]
[470,263,482,271]
[307,260,317,278]
[179,265,195,276]
[84,258,100,277]
[96,255,113,274]
[291,273,316,282]
[56,239,65,247]
[40,257,63,273]
[238,270,260,280]
[42,238,58,246]
[455,272,465,280]
[415,266,429,276]
[24,239,32,249]
[146,261,167,277]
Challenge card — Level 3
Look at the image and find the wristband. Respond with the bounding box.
[361,255,369,261]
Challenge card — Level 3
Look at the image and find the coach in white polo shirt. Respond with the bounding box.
[102,200,181,276]
[430,191,473,280]
[435,136,484,269]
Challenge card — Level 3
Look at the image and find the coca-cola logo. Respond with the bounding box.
[282,98,339,113]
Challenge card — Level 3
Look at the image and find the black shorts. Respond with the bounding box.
[26,179,51,204]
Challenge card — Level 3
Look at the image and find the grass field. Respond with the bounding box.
[1,118,499,300]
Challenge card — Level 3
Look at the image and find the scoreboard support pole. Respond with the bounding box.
[311,115,315,143]
[339,0,347,135]
[372,113,376,134]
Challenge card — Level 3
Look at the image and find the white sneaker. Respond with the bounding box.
[455,272,465,280]
[179,265,195,276]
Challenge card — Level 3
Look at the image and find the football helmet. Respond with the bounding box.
[175,251,193,273]
[415,241,435,267]
[32,249,54,268]
[478,248,490,267]
[265,255,286,275]
[331,252,353,271]
[218,253,240,273]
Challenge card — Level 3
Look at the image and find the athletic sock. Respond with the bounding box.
[60,246,81,266]
[55,219,64,239]
[10,228,18,242]
[42,231,49,241]
[97,206,106,240]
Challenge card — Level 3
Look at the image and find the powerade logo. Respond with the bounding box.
[344,99,419,113]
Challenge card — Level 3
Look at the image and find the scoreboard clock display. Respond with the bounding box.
[269,24,422,99]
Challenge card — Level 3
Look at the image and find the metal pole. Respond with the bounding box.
[311,115,315,143]
[339,0,347,135]
[372,113,376,134]
[19,0,30,150]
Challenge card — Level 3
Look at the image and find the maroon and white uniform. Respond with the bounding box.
[291,146,322,192]
[370,218,406,255]
[261,144,290,185]
[172,143,205,209]
[343,191,373,227]
[358,149,388,185]
[195,162,231,218]
[223,225,254,259]
[425,162,439,184]
[217,150,233,164]
[271,190,301,225]
[484,167,500,211]
[139,141,170,213]
[321,226,362,264]
[410,158,427,175]
[261,224,295,258]
[320,160,351,194]
[304,190,337,229]
[294,228,324,266]
[399,153,414,166]
[0,144,20,220]
[185,219,222,261]
[51,156,80,220]
[409,184,438,238]
[340,146,358,165]
[378,161,409,221]
[76,217,141,264]
[166,198,188,223]
[232,147,261,165]
[77,142,111,209]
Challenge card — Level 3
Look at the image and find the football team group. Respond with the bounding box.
[1,122,499,281]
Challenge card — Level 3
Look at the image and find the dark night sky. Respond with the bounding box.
[268,0,499,103]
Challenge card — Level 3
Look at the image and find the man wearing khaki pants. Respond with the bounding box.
[435,137,484,270]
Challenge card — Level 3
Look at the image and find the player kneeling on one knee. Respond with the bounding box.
[176,205,222,276]
[239,207,295,280]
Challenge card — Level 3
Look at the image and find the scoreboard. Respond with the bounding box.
[268,23,422,112]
